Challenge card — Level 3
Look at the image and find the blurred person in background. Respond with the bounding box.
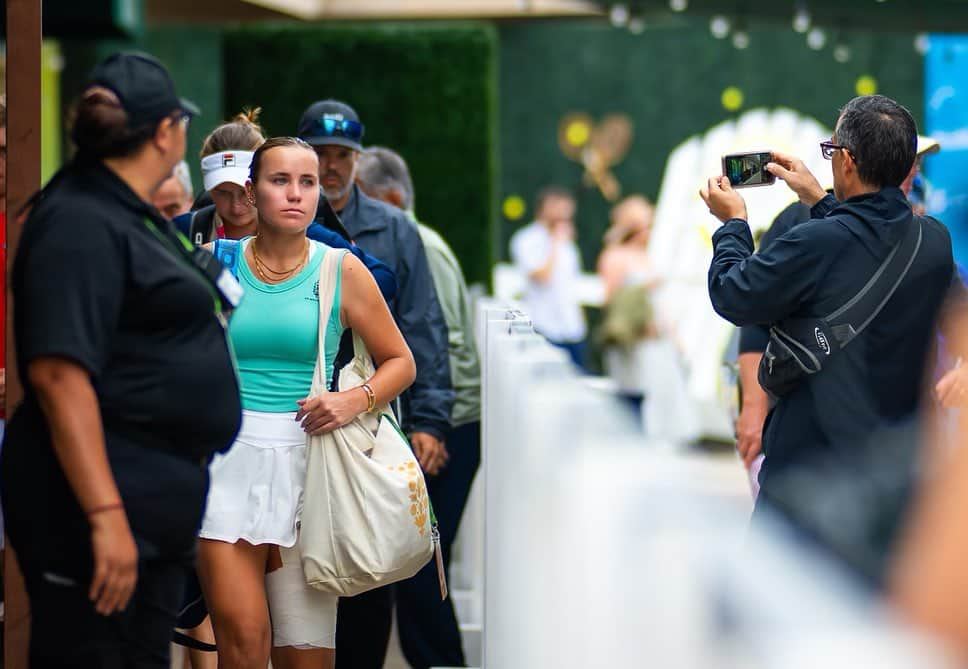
[196,137,415,669]
[595,194,698,440]
[510,186,587,368]
[357,146,481,669]
[890,304,968,663]
[596,194,657,301]
[297,99,453,669]
[734,135,946,499]
[702,95,954,578]
[151,159,193,221]
[175,109,264,243]
[2,51,242,668]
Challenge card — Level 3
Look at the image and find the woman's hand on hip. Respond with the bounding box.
[89,508,139,615]
[296,389,369,435]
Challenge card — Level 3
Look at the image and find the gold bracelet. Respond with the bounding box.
[361,383,376,413]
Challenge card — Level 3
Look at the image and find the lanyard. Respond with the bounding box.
[141,217,226,325]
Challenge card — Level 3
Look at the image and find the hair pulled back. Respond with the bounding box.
[69,87,156,159]
[248,136,317,183]
[200,107,265,157]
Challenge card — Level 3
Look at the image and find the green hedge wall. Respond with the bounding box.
[223,23,499,287]
[59,26,225,192]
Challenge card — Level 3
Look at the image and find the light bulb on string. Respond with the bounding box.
[628,16,646,34]
[610,3,630,27]
[669,0,688,11]
[793,4,811,33]
[914,33,930,55]
[833,42,850,62]
[807,27,827,50]
[710,15,731,39]
[732,29,750,50]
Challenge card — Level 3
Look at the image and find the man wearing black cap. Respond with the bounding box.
[298,100,454,668]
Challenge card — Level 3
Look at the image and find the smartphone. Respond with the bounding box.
[722,151,776,188]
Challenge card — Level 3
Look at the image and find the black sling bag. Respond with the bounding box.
[758,216,924,399]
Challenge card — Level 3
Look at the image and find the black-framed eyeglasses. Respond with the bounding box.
[820,141,853,160]
[170,111,192,129]
[308,117,364,142]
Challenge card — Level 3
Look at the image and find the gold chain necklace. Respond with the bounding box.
[251,237,309,283]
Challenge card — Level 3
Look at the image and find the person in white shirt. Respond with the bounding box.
[509,186,587,367]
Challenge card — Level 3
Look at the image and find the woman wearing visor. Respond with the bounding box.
[2,52,241,668]
[175,111,397,301]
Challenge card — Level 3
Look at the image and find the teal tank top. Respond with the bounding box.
[229,239,345,412]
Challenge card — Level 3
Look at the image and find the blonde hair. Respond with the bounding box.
[604,194,654,245]
[200,107,265,157]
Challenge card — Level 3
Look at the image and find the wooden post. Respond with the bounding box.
[5,1,42,667]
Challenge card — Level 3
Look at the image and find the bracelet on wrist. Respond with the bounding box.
[361,383,376,413]
[87,502,124,518]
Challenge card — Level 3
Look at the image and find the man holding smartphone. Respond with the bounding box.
[701,95,953,576]
[734,135,945,493]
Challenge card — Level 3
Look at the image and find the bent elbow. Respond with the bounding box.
[403,351,417,389]
[708,289,749,326]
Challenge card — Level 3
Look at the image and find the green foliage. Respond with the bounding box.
[223,22,499,286]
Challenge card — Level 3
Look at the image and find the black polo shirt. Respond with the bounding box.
[2,157,242,569]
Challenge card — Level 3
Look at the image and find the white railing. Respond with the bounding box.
[461,300,954,669]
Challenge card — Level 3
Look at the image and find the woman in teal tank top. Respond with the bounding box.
[196,137,416,669]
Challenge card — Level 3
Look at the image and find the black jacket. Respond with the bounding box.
[709,188,952,507]
[337,185,454,440]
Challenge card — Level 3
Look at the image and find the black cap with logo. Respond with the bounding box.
[88,51,200,129]
[297,100,365,152]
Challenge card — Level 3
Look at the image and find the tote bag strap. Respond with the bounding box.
[311,247,349,394]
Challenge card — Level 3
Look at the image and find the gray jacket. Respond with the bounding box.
[337,185,455,440]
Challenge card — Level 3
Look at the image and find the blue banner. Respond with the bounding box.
[925,35,968,266]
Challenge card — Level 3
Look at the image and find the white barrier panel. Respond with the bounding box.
[477,301,954,669]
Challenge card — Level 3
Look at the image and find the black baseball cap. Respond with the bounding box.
[88,51,200,129]
[297,100,365,151]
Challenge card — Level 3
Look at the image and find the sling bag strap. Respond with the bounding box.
[188,207,217,246]
[824,216,924,346]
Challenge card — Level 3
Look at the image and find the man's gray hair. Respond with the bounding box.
[172,160,194,200]
[357,146,415,211]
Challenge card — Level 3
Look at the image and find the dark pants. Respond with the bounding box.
[396,420,481,669]
[548,338,586,370]
[23,557,189,669]
[334,421,482,669]
[335,586,395,669]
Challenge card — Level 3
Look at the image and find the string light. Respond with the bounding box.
[609,3,630,27]
[793,3,811,33]
[807,27,827,50]
[628,16,646,34]
[669,0,688,11]
[710,15,731,39]
[914,33,930,55]
[732,28,751,49]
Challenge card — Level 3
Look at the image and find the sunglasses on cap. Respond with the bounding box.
[308,117,364,142]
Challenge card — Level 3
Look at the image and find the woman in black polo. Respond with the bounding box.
[1,52,241,668]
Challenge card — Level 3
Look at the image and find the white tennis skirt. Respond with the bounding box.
[200,410,307,547]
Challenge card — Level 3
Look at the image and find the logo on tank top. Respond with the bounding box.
[305,279,320,303]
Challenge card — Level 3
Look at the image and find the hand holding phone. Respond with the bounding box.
[699,176,748,224]
[722,151,776,188]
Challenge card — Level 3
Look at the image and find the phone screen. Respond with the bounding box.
[723,152,775,188]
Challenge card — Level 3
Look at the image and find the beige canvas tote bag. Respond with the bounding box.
[300,248,436,596]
